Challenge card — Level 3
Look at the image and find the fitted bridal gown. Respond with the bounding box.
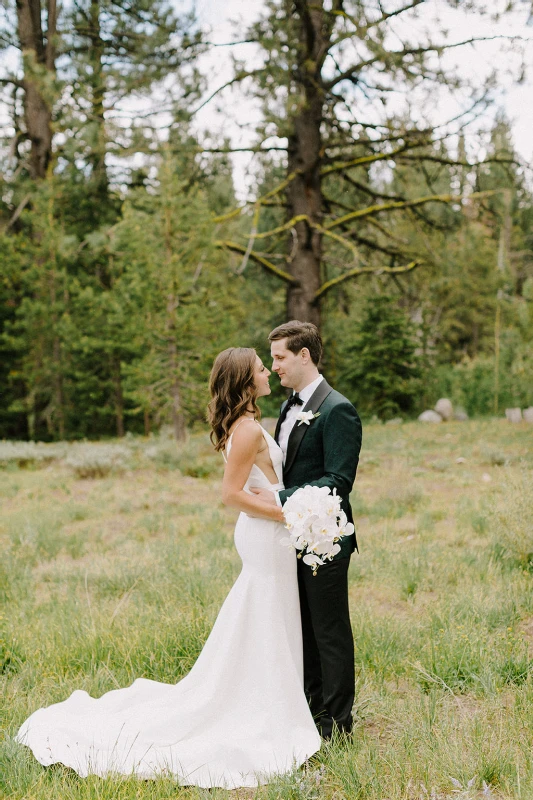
[15,424,321,788]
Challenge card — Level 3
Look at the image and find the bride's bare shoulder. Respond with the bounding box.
[229,416,260,434]
[228,418,262,446]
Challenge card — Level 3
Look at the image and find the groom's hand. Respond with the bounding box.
[249,487,277,505]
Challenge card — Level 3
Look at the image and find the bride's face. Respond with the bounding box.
[253,356,271,397]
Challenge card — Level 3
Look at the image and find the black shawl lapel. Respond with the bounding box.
[284,380,332,473]
[274,400,288,443]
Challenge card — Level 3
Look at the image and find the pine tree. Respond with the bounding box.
[109,151,243,440]
[205,0,524,328]
[342,294,422,419]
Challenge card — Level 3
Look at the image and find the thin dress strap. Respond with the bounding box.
[222,418,257,462]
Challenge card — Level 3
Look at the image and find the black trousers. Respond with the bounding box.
[297,556,354,738]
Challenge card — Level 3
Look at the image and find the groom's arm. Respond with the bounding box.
[278,402,362,505]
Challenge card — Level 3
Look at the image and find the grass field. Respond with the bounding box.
[1,419,533,800]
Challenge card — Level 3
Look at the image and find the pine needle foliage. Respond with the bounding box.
[343,294,423,419]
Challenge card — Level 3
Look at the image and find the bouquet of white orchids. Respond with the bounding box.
[281,485,355,574]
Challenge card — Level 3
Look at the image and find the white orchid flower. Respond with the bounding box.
[280,485,355,573]
[295,411,321,426]
[280,537,295,549]
[326,543,341,559]
[302,554,325,575]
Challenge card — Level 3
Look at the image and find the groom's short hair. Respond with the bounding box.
[268,320,323,366]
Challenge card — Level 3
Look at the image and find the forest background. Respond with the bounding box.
[1,0,533,443]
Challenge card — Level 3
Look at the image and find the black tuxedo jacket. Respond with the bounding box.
[275,380,362,558]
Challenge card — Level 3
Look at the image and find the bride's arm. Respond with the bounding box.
[222,423,285,522]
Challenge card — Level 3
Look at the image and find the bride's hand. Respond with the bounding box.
[249,487,277,506]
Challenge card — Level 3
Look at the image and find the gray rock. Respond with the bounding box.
[385,417,403,425]
[454,407,469,421]
[505,408,522,423]
[435,398,453,421]
[523,407,533,424]
[418,410,443,423]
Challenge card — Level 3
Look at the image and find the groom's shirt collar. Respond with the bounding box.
[277,374,323,475]
[278,374,323,457]
[295,374,323,405]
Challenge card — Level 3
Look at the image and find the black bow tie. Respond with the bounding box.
[278,392,304,429]
[286,392,303,410]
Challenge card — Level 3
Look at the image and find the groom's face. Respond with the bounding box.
[270,338,304,390]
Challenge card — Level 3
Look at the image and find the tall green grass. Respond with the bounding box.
[1,420,533,799]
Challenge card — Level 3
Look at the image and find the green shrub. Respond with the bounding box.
[64,444,131,478]
[0,441,67,469]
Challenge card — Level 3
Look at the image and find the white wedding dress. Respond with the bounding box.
[15,424,321,788]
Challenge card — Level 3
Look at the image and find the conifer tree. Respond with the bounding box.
[342,294,422,419]
[109,151,242,440]
[207,0,525,328]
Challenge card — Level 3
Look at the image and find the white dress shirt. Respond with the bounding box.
[278,374,324,463]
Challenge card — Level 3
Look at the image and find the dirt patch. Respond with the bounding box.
[350,585,416,621]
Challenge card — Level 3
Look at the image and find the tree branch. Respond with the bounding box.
[235,204,261,275]
[6,193,31,230]
[366,216,411,245]
[0,76,25,89]
[46,0,57,71]
[203,39,257,47]
[314,223,360,261]
[315,261,420,299]
[215,241,297,284]
[326,190,497,230]
[319,0,423,33]
[343,229,410,260]
[252,214,309,240]
[396,154,521,168]
[321,143,413,176]
[336,172,406,202]
[364,0,424,30]
[190,70,266,115]
[325,36,514,90]
[197,146,287,153]
[212,169,302,223]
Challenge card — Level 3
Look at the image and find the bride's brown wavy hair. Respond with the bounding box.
[208,347,261,452]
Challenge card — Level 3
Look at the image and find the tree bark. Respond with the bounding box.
[87,1,109,200]
[285,1,329,326]
[112,355,124,437]
[53,335,65,439]
[166,294,186,442]
[16,0,55,179]
[170,372,186,442]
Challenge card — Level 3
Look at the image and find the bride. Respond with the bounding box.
[15,347,321,789]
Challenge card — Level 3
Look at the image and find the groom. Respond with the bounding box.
[252,320,362,738]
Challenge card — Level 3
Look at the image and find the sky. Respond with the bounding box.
[1,0,531,196]
[192,0,533,198]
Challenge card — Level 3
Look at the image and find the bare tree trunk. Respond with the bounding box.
[112,356,124,437]
[168,332,186,442]
[53,335,65,439]
[16,0,56,179]
[166,294,186,442]
[143,408,151,436]
[47,259,65,439]
[285,1,329,326]
[163,195,187,442]
[87,0,109,200]
[170,372,186,442]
